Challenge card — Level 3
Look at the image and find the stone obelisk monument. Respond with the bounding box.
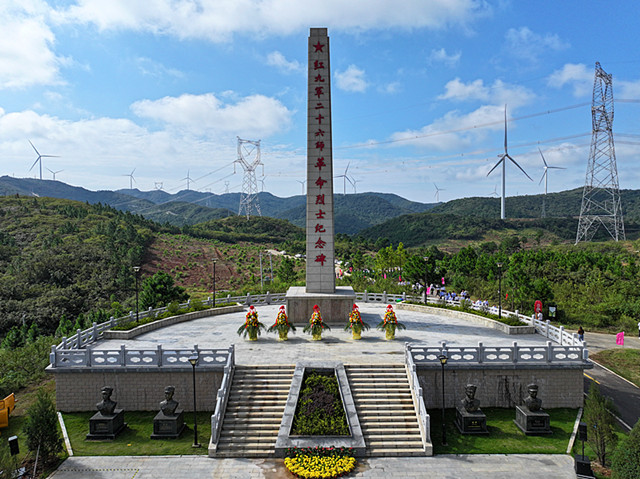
[286,28,355,325]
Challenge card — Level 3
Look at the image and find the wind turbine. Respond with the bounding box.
[433,183,445,202]
[182,170,195,190]
[336,162,353,195]
[486,105,533,219]
[46,168,63,181]
[538,148,566,218]
[123,168,136,190]
[351,177,360,194]
[490,184,499,197]
[28,140,59,180]
[296,179,307,195]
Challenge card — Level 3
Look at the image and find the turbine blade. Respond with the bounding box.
[486,156,505,177]
[28,140,40,156]
[29,158,40,171]
[548,166,566,170]
[40,155,59,158]
[506,154,533,181]
[539,170,546,186]
[538,148,548,167]
[504,105,508,153]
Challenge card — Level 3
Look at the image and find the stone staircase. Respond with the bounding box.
[214,364,294,457]
[345,364,426,456]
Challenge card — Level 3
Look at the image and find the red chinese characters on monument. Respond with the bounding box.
[310,39,330,268]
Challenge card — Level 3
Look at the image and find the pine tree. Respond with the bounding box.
[23,388,63,464]
[584,382,618,467]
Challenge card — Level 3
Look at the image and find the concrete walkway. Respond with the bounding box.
[49,454,577,479]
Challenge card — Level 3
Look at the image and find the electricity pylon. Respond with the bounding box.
[575,62,625,244]
[234,137,263,218]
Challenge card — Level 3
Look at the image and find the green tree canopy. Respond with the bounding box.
[139,272,189,309]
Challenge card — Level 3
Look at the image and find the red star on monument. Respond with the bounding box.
[313,42,324,53]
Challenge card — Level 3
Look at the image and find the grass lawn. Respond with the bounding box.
[62,411,213,456]
[590,348,640,388]
[428,408,578,455]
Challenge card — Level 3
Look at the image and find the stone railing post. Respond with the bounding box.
[512,341,518,364]
[62,337,67,349]
[92,322,98,342]
[86,345,92,367]
[364,290,368,302]
[402,292,406,301]
[546,341,553,363]
[157,345,163,366]
[478,342,484,364]
[50,345,57,367]
[582,346,589,361]
[246,294,251,306]
[76,329,82,348]
[545,320,550,338]
[120,344,127,366]
[559,326,564,345]
[266,291,271,304]
[382,291,387,303]
[110,317,115,329]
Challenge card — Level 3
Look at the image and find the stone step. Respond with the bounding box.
[218,435,277,444]
[365,447,425,457]
[215,450,276,458]
[354,397,413,404]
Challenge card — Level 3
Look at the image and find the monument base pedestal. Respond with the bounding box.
[86,410,126,440]
[151,410,185,439]
[286,286,355,325]
[455,406,488,434]
[514,406,552,435]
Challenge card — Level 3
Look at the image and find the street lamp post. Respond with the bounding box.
[188,354,201,448]
[437,353,448,446]
[497,262,503,320]
[423,256,429,304]
[133,266,141,322]
[212,257,217,307]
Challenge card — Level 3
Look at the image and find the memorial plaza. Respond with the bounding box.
[49,302,580,478]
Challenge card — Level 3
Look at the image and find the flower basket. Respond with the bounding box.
[237,306,265,340]
[376,304,406,340]
[267,306,296,341]
[303,305,331,340]
[344,304,369,340]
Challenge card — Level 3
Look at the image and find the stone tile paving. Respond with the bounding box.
[49,454,577,478]
[94,304,553,365]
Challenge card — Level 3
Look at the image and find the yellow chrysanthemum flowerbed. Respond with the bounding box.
[284,454,356,478]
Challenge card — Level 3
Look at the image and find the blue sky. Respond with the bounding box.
[1,1,639,204]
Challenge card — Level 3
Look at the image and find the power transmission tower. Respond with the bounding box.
[234,137,263,218]
[575,62,625,244]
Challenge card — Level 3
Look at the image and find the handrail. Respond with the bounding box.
[404,343,431,450]
[210,345,235,450]
[408,340,588,367]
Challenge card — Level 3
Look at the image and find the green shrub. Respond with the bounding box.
[612,419,640,478]
[291,370,348,436]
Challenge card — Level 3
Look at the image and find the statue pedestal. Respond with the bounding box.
[455,406,488,435]
[514,406,552,435]
[151,410,185,439]
[86,410,126,440]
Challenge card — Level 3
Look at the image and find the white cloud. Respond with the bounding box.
[266,51,303,74]
[438,78,534,107]
[619,79,640,99]
[57,0,489,41]
[130,92,293,138]
[505,26,569,63]
[0,1,67,89]
[379,82,401,94]
[135,57,184,79]
[547,63,593,97]
[335,65,368,93]
[429,48,461,67]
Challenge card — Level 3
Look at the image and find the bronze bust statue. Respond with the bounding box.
[461,384,480,413]
[96,386,117,416]
[160,386,179,416]
[524,384,542,412]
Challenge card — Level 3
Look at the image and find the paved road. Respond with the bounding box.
[49,454,577,479]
